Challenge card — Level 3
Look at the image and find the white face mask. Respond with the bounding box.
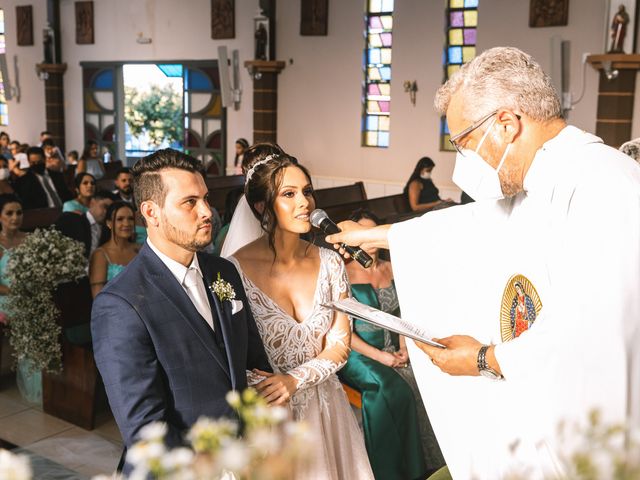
[0,168,9,181]
[420,171,432,180]
[452,117,512,201]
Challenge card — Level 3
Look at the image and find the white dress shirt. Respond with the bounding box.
[35,170,62,207]
[86,211,101,255]
[147,239,214,330]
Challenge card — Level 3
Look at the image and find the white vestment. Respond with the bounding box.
[388,126,640,479]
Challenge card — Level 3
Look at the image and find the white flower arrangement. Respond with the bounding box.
[5,227,87,374]
[0,449,32,480]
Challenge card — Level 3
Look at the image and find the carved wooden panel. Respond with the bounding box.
[529,0,569,27]
[75,1,94,45]
[211,0,235,39]
[16,5,34,46]
[301,0,328,36]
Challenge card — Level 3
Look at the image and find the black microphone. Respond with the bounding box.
[310,209,373,268]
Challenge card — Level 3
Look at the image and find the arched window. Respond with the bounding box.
[362,0,394,148]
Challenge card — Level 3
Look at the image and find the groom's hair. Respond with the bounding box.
[132,148,203,210]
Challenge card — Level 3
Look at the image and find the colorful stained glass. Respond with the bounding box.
[363,2,393,147]
[0,9,7,125]
[442,1,478,150]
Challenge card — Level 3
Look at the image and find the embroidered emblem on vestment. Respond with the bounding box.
[500,274,543,341]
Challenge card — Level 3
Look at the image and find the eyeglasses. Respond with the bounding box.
[448,110,499,155]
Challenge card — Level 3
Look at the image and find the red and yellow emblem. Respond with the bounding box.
[500,274,543,342]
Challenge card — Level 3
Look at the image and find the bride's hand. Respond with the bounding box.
[255,373,298,405]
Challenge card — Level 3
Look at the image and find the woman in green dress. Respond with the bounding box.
[62,172,95,214]
[0,194,27,319]
[339,208,445,480]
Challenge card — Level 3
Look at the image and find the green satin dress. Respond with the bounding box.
[339,283,444,479]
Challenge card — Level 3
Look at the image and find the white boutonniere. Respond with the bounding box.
[210,272,236,303]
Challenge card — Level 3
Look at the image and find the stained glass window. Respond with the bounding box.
[362,0,394,148]
[441,0,478,151]
[0,9,8,126]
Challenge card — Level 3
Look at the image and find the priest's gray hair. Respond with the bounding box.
[434,47,562,122]
[620,138,640,163]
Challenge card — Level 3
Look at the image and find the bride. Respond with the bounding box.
[228,153,374,479]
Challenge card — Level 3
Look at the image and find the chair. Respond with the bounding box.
[42,277,103,430]
[342,382,362,409]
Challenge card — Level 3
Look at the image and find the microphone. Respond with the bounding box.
[310,209,373,268]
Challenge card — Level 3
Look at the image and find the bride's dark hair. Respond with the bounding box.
[245,153,314,256]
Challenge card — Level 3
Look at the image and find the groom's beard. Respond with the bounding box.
[161,213,212,252]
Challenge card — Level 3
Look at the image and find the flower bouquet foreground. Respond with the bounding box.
[120,388,312,480]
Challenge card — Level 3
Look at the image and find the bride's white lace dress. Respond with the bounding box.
[230,248,374,479]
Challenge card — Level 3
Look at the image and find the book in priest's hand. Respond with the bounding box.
[323,297,445,348]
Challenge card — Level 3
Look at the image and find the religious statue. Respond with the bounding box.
[255,22,268,60]
[609,4,630,53]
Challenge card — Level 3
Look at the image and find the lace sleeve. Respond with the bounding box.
[246,369,267,387]
[287,251,351,391]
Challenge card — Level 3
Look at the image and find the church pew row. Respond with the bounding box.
[43,277,104,430]
[314,182,367,209]
[22,208,62,232]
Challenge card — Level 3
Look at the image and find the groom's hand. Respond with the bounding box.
[254,370,297,406]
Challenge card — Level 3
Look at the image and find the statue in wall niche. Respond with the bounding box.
[609,4,630,53]
[255,22,268,60]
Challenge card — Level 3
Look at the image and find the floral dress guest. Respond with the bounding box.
[0,194,26,323]
[229,153,374,479]
[338,209,445,480]
[63,172,96,214]
[89,201,139,298]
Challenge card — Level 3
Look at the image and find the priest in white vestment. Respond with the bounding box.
[326,47,640,479]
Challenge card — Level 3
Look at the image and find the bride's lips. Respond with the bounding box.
[295,213,310,221]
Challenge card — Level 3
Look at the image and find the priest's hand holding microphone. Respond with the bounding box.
[320,211,504,379]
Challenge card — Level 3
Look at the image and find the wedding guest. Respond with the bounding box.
[112,167,134,204]
[63,173,96,214]
[77,140,106,179]
[8,144,27,178]
[404,157,453,211]
[67,150,79,166]
[89,202,139,297]
[338,208,445,479]
[0,132,12,160]
[8,141,20,160]
[40,133,66,165]
[42,138,65,172]
[55,190,114,258]
[233,138,249,174]
[229,153,374,478]
[0,158,14,195]
[0,194,26,318]
[13,146,73,209]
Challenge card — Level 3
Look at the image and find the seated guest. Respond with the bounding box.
[42,138,65,172]
[213,187,243,256]
[0,132,12,160]
[89,202,139,297]
[0,158,14,194]
[8,141,20,160]
[63,173,96,214]
[0,194,26,317]
[77,140,105,179]
[112,167,134,204]
[8,143,27,179]
[14,146,72,209]
[233,137,249,174]
[67,150,79,166]
[55,190,113,258]
[338,209,445,480]
[404,157,453,211]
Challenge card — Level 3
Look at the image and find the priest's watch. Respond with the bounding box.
[477,345,503,380]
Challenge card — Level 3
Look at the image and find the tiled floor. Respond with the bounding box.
[0,374,122,479]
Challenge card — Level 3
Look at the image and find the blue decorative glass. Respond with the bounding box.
[93,69,114,90]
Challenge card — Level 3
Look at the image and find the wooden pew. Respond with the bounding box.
[22,208,62,231]
[96,178,115,192]
[314,182,367,209]
[204,174,244,190]
[42,277,102,430]
[103,160,123,180]
[321,194,406,224]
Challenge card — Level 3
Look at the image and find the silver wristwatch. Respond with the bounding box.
[477,345,503,380]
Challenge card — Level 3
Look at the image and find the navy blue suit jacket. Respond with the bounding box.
[91,243,271,449]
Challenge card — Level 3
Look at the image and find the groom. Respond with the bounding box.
[91,149,271,453]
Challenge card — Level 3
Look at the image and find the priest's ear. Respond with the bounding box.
[495,109,522,144]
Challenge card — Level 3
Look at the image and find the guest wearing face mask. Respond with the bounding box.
[13,147,72,210]
[0,158,14,194]
[403,157,453,212]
